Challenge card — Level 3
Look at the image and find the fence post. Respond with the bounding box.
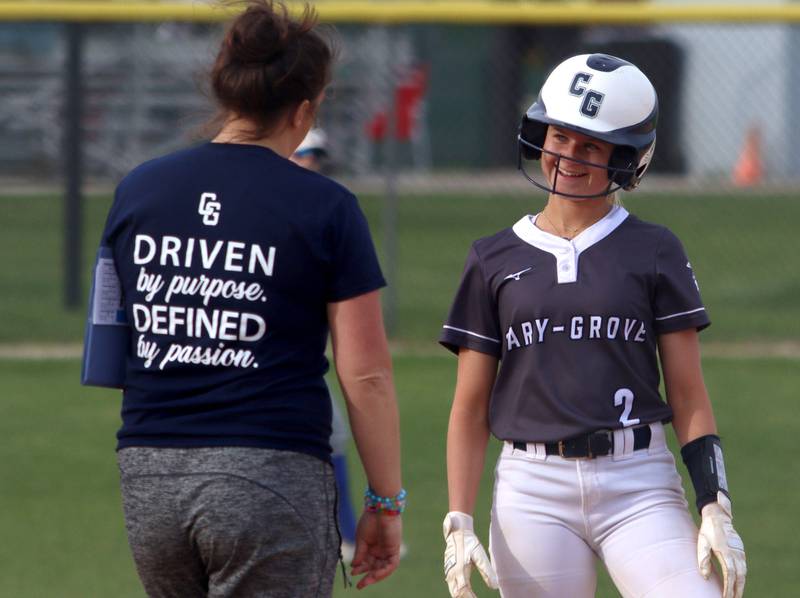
[64,22,85,309]
[790,22,800,178]
[382,27,399,337]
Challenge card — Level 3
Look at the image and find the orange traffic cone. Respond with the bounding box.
[732,127,762,187]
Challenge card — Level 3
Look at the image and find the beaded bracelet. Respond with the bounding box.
[364,487,407,516]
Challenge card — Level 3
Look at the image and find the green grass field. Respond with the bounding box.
[1,189,798,596]
[0,192,798,343]
[1,356,798,596]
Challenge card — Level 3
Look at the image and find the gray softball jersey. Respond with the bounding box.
[439,206,710,443]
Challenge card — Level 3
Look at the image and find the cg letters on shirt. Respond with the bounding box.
[130,233,277,371]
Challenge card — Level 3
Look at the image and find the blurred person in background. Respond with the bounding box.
[290,127,411,566]
[439,54,746,598]
[291,126,329,171]
[290,126,362,564]
[85,1,404,595]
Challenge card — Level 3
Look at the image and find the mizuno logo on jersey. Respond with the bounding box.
[504,315,647,352]
[503,267,533,281]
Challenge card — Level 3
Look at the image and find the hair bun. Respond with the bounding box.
[209,0,333,140]
[226,3,292,65]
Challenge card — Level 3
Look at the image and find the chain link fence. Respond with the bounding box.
[1,8,798,344]
[1,18,797,184]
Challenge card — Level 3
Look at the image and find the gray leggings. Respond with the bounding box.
[118,447,340,598]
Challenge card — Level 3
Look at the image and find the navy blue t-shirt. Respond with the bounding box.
[100,142,385,461]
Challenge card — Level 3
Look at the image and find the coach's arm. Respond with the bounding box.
[328,289,403,589]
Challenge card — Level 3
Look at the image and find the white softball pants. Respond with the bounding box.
[489,423,722,598]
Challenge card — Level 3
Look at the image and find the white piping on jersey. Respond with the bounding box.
[511,205,629,284]
[654,307,706,321]
[442,325,501,343]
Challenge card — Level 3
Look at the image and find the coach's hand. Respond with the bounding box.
[350,510,402,590]
[698,492,746,598]
[443,511,498,597]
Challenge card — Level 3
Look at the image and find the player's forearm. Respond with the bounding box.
[670,389,717,446]
[446,349,497,514]
[664,363,718,446]
[340,367,402,497]
[447,405,491,514]
[659,329,718,446]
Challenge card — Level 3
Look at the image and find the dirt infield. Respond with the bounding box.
[2,341,799,361]
[0,343,84,360]
[392,340,800,360]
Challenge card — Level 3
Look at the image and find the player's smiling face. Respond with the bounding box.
[541,126,615,198]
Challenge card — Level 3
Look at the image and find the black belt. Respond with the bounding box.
[512,425,652,459]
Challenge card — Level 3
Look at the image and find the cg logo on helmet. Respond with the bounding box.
[569,72,605,119]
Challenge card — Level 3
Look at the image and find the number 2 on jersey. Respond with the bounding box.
[614,388,641,427]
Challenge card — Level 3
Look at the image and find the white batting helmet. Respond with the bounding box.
[518,53,658,194]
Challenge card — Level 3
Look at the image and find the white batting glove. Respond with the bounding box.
[443,511,499,598]
[698,492,747,598]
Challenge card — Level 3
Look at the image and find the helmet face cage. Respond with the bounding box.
[517,135,635,199]
[518,53,658,198]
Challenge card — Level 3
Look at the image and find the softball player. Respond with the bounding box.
[292,127,329,169]
[440,54,746,598]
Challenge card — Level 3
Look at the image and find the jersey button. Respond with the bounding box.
[561,263,570,271]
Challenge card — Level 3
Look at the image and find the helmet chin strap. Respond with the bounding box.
[517,136,630,200]
[552,154,560,194]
